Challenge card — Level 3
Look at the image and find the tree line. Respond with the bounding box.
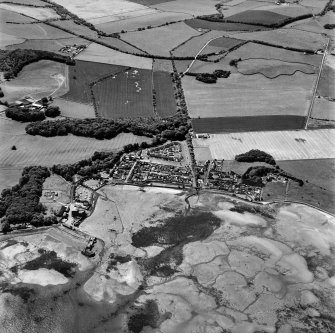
[6,105,61,122]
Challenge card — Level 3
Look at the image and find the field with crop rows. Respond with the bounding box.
[61,60,125,104]
[182,72,315,119]
[192,116,305,133]
[122,22,200,56]
[192,129,335,161]
[93,68,154,119]
[153,71,176,117]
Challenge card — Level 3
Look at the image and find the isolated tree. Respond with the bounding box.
[11,145,17,150]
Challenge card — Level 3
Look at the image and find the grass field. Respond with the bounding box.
[0,0,47,5]
[75,43,152,69]
[255,4,317,17]
[53,98,96,119]
[311,98,335,121]
[285,18,331,35]
[0,7,36,23]
[185,18,263,31]
[237,59,317,78]
[188,60,232,74]
[226,10,289,26]
[227,28,328,51]
[61,60,125,104]
[182,72,315,118]
[153,59,173,72]
[192,129,335,161]
[153,71,176,117]
[93,68,155,119]
[122,22,200,56]
[0,167,24,193]
[208,36,243,49]
[192,116,305,133]
[224,42,322,67]
[0,31,25,48]
[0,118,152,167]
[1,60,68,103]
[277,159,335,192]
[0,3,60,20]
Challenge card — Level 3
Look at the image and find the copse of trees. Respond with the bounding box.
[187,70,231,84]
[6,106,46,122]
[324,24,335,29]
[235,149,276,165]
[0,49,74,80]
[0,87,4,98]
[0,166,52,231]
[45,105,61,118]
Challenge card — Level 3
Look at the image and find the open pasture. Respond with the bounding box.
[75,43,152,69]
[254,4,318,17]
[208,36,243,50]
[62,60,125,104]
[93,68,154,119]
[277,158,335,192]
[153,71,176,117]
[0,3,60,20]
[192,115,305,133]
[182,72,315,118]
[0,32,25,48]
[153,59,173,72]
[0,167,24,193]
[185,18,260,32]
[192,129,335,161]
[122,22,200,56]
[1,60,68,103]
[301,0,329,9]
[285,18,332,35]
[237,58,317,78]
[0,7,36,23]
[227,28,328,51]
[53,98,96,119]
[99,36,147,54]
[225,10,290,26]
[188,60,232,74]
[311,98,335,121]
[0,0,47,5]
[172,31,225,58]
[96,11,190,33]
[317,56,335,99]
[224,42,322,67]
[52,0,156,24]
[0,120,152,167]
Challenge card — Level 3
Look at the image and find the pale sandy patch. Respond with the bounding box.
[213,210,267,227]
[17,268,68,286]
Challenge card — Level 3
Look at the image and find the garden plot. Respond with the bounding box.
[75,43,152,69]
[93,68,155,119]
[52,0,157,24]
[237,58,317,78]
[192,129,335,160]
[1,60,68,103]
[0,3,60,20]
[182,72,315,118]
[122,22,200,56]
[227,28,328,51]
[96,11,190,33]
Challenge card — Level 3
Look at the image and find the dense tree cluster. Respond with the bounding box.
[6,106,46,122]
[229,58,242,67]
[0,166,54,232]
[45,106,61,118]
[187,70,231,84]
[25,115,190,141]
[324,24,335,29]
[0,49,74,79]
[0,87,4,98]
[235,149,276,165]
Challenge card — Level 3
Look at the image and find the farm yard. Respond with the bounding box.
[182,72,315,119]
[193,129,335,161]
[0,60,68,103]
[121,22,200,56]
[61,60,125,104]
[92,68,155,119]
[74,43,153,69]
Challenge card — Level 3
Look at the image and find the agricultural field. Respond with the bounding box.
[96,11,190,33]
[92,68,155,119]
[153,70,176,117]
[185,18,262,31]
[317,56,335,99]
[0,118,152,167]
[52,98,96,119]
[225,10,290,26]
[277,159,335,192]
[75,43,152,69]
[188,59,232,74]
[0,3,60,20]
[0,7,36,24]
[182,72,315,119]
[285,17,332,35]
[0,32,25,49]
[208,36,244,50]
[192,129,335,161]
[223,42,322,67]
[122,22,200,56]
[52,0,157,24]
[153,58,174,72]
[226,28,328,51]
[0,0,47,5]
[1,60,68,103]
[249,4,318,17]
[311,98,335,121]
[237,59,317,78]
[61,60,125,104]
[0,166,24,193]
